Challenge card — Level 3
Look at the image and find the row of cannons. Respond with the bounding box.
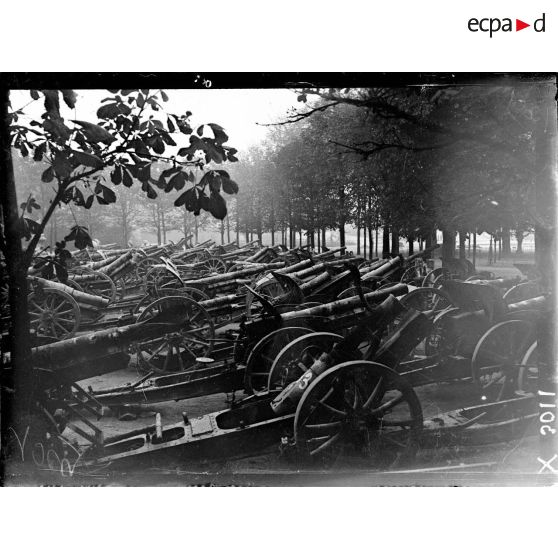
[6,237,550,472]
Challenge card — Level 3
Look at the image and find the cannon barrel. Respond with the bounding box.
[271,295,408,414]
[299,271,331,295]
[280,258,314,274]
[199,293,242,310]
[359,258,388,274]
[32,277,109,310]
[291,262,327,280]
[404,243,440,264]
[98,250,134,277]
[183,261,286,287]
[81,254,120,270]
[221,250,256,261]
[291,256,364,281]
[96,247,130,257]
[244,247,276,263]
[469,277,522,289]
[32,319,184,379]
[276,283,408,324]
[507,295,546,313]
[361,255,403,281]
[314,247,344,259]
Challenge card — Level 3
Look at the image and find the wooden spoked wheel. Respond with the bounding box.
[245,277,286,319]
[244,326,314,393]
[178,287,211,303]
[294,361,423,468]
[65,278,82,291]
[191,250,210,263]
[400,262,427,285]
[267,332,343,391]
[28,288,80,340]
[503,281,542,304]
[421,267,450,289]
[135,257,159,281]
[471,320,536,401]
[518,341,538,395]
[135,296,215,373]
[400,287,455,314]
[115,267,142,300]
[198,257,227,275]
[69,267,117,304]
[423,307,462,358]
[143,265,183,295]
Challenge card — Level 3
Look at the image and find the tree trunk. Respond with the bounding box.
[368,225,373,261]
[235,207,239,246]
[194,216,199,244]
[155,209,161,244]
[226,213,231,243]
[182,207,189,243]
[488,234,493,265]
[122,210,129,247]
[356,226,361,255]
[160,208,167,244]
[515,231,525,254]
[363,224,366,258]
[220,220,225,245]
[407,235,414,256]
[0,89,35,417]
[441,229,456,261]
[498,231,502,260]
[425,227,436,250]
[375,227,379,258]
[472,230,477,268]
[382,225,390,257]
[50,209,58,247]
[500,227,511,258]
[338,185,346,250]
[391,227,399,255]
[458,230,467,260]
[321,227,327,251]
[533,81,557,293]
[356,198,361,255]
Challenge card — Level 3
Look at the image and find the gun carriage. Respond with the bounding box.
[77,287,542,471]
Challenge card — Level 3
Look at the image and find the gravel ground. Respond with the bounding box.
[4,361,546,486]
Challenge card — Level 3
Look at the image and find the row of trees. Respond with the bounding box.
[12,156,236,248]
[228,83,555,265]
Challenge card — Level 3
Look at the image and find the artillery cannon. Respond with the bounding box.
[77,287,409,410]
[244,256,366,318]
[78,287,540,471]
[239,283,409,391]
[15,297,206,451]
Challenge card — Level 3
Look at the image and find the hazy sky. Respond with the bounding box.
[10,88,300,153]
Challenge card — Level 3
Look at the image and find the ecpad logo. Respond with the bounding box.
[468,13,546,37]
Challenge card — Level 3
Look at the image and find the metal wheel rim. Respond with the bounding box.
[294,360,423,468]
[268,332,343,391]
